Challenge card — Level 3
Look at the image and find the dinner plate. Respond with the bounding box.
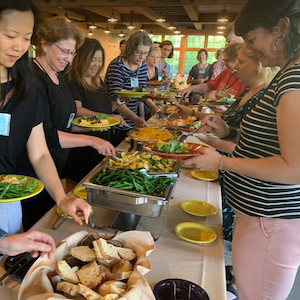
[143,142,203,161]
[202,100,234,107]
[73,186,87,199]
[181,200,217,217]
[147,80,170,87]
[191,170,219,181]
[113,90,149,98]
[169,87,182,93]
[153,278,210,300]
[146,94,176,101]
[72,117,120,129]
[0,175,44,203]
[175,222,217,244]
[167,118,201,132]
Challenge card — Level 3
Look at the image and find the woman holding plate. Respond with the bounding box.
[0,0,91,245]
[18,17,114,228]
[186,0,300,298]
[64,37,125,182]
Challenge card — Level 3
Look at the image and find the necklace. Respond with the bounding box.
[224,73,238,89]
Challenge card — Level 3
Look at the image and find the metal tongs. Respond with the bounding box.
[172,280,192,300]
[0,252,33,286]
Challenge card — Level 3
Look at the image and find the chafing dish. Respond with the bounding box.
[127,127,181,151]
[82,154,179,218]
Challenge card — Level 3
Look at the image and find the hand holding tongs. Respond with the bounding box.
[0,252,33,286]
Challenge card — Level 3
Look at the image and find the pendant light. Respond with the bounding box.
[89,23,97,29]
[118,30,125,38]
[104,26,111,34]
[168,22,176,30]
[108,10,118,22]
[217,9,229,22]
[87,29,93,36]
[127,11,135,30]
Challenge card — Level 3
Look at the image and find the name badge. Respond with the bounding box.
[0,113,11,136]
[218,88,227,98]
[130,77,139,88]
[67,113,75,129]
[199,69,205,74]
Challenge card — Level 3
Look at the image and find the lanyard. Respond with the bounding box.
[224,72,238,90]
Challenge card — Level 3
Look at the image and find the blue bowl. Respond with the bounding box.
[153,278,210,300]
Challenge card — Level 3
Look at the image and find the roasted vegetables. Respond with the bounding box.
[149,140,190,154]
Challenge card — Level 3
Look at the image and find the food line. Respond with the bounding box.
[0,120,226,300]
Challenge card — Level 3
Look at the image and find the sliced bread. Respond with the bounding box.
[76,261,102,289]
[56,260,79,284]
[98,280,127,296]
[70,245,97,262]
[56,281,79,296]
[78,283,103,300]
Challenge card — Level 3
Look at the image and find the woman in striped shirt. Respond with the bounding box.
[183,0,300,299]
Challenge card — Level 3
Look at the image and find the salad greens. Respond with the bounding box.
[81,114,108,122]
[218,94,235,103]
[0,176,38,199]
[150,140,190,154]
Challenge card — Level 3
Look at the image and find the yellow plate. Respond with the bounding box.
[56,207,72,219]
[72,116,119,129]
[175,222,217,244]
[181,200,217,217]
[73,186,87,199]
[191,170,219,181]
[0,175,44,203]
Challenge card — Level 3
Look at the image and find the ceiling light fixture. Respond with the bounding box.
[156,10,166,22]
[104,26,111,34]
[65,13,71,22]
[140,25,145,31]
[127,11,135,30]
[118,30,125,37]
[173,29,181,34]
[87,29,93,36]
[89,23,97,29]
[217,9,229,22]
[149,30,153,37]
[108,10,118,22]
[217,31,224,35]
[168,22,176,30]
[217,25,226,30]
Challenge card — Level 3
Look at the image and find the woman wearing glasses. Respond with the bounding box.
[18,16,115,229]
[105,31,155,146]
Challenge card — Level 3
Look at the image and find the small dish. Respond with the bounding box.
[191,170,219,181]
[73,186,87,199]
[181,200,217,217]
[175,222,217,244]
[153,278,210,300]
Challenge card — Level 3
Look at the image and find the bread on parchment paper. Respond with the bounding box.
[93,238,121,266]
[98,280,127,296]
[76,261,102,289]
[115,247,136,261]
[78,283,103,300]
[56,260,79,284]
[56,281,79,296]
[70,245,97,262]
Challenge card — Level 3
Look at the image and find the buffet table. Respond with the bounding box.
[0,137,226,300]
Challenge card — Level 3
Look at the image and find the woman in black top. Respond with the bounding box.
[0,0,90,255]
[64,38,125,182]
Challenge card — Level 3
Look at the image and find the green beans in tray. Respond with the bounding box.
[92,168,176,195]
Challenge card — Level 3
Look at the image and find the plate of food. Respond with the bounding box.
[167,116,201,132]
[153,278,210,300]
[181,200,217,217]
[72,114,120,129]
[202,95,236,107]
[114,88,149,98]
[147,79,170,87]
[146,90,176,101]
[191,170,219,181]
[0,175,44,203]
[143,140,203,160]
[175,222,217,244]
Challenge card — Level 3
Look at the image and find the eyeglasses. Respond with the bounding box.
[134,50,148,57]
[53,43,77,58]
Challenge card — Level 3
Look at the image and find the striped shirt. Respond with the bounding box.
[225,64,300,219]
[104,55,148,129]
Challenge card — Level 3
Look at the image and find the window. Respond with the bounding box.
[151,35,162,43]
[164,35,181,48]
[207,35,226,49]
[184,51,198,75]
[207,51,217,64]
[167,50,180,76]
[187,36,205,48]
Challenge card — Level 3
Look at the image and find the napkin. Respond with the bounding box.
[18,230,155,300]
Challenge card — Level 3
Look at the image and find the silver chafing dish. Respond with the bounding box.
[82,153,180,218]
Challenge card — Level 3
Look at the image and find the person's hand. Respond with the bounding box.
[211,106,228,113]
[133,116,147,128]
[71,124,109,133]
[89,137,116,156]
[199,115,230,138]
[175,103,193,118]
[181,85,196,98]
[183,146,222,171]
[57,197,92,226]
[162,69,170,79]
[0,230,56,258]
[110,115,128,127]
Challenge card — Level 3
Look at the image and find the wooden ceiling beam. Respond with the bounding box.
[41,7,86,21]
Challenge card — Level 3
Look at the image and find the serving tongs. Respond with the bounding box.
[137,167,178,179]
[0,252,33,286]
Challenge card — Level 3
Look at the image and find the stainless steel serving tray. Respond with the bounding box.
[82,153,180,217]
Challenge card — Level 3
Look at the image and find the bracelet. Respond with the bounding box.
[219,155,225,172]
[117,98,125,106]
[224,126,238,140]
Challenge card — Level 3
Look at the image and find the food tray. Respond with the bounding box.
[82,155,179,217]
